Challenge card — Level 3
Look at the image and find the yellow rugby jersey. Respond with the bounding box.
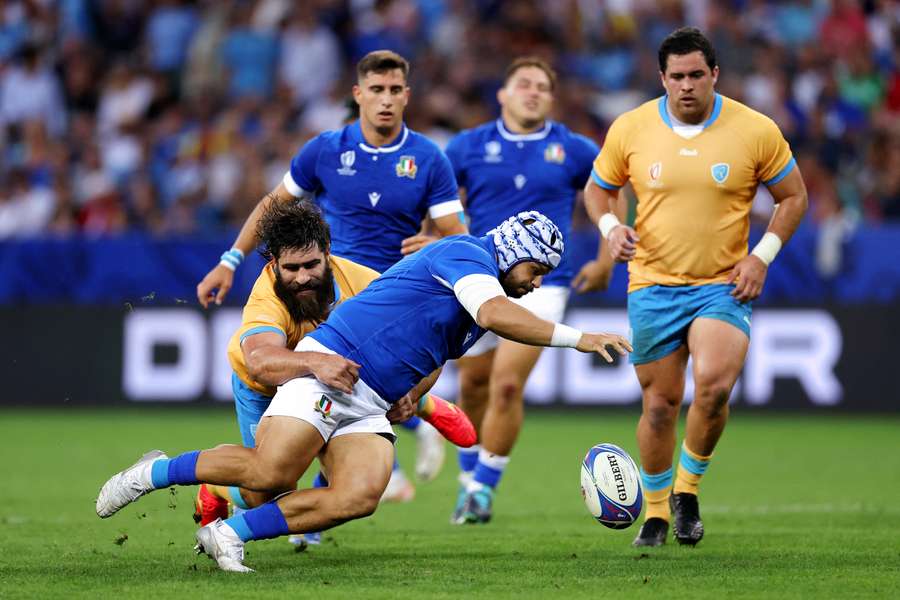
[591,94,795,292]
[227,254,379,396]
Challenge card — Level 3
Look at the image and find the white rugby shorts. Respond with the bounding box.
[463,285,570,357]
[263,337,395,443]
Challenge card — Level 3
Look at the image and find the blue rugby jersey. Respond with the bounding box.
[444,119,597,285]
[309,235,497,402]
[283,121,462,272]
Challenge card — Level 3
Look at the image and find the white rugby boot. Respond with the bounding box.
[195,518,254,573]
[415,421,446,482]
[96,450,167,518]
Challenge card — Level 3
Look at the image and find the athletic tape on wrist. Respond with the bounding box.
[598,213,621,239]
[550,323,582,348]
[219,248,245,272]
[750,232,782,266]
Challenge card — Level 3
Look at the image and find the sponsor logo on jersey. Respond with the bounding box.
[395,155,418,178]
[544,143,565,164]
[679,148,698,156]
[484,141,502,162]
[514,174,527,190]
[337,150,357,175]
[711,162,730,184]
[314,395,333,419]
[368,192,381,207]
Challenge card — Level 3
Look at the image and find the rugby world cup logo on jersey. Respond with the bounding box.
[711,163,730,184]
[647,161,663,187]
[484,141,502,162]
[395,155,418,179]
[544,143,565,164]
[314,395,333,419]
[337,150,357,176]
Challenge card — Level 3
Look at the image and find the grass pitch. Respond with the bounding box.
[1,408,898,599]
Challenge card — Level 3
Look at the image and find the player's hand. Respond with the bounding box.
[308,353,361,394]
[728,255,767,303]
[576,332,632,363]
[197,264,235,308]
[401,234,438,255]
[387,394,416,424]
[607,225,639,262]
[572,260,613,294]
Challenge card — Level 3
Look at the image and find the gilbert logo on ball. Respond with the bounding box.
[580,443,643,529]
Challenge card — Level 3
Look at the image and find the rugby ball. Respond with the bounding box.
[580,443,643,529]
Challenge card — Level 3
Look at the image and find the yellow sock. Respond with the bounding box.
[673,443,713,496]
[644,486,673,522]
[205,484,231,502]
[416,393,435,417]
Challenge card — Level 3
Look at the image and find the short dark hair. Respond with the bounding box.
[356,50,409,82]
[504,56,557,91]
[658,27,717,73]
[257,199,331,261]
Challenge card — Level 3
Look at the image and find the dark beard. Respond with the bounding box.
[273,263,335,323]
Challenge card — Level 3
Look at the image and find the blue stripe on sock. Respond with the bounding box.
[458,448,478,473]
[313,472,328,488]
[150,459,170,488]
[473,463,504,489]
[640,467,674,492]
[242,501,290,540]
[223,514,254,542]
[228,486,250,510]
[680,450,711,475]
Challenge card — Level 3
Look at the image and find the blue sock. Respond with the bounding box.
[458,444,480,473]
[150,451,200,488]
[392,456,401,472]
[398,415,422,431]
[228,486,249,510]
[313,471,328,488]
[471,449,509,491]
[224,500,290,542]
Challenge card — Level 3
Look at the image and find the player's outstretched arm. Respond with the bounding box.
[476,296,631,362]
[242,331,360,393]
[196,183,298,308]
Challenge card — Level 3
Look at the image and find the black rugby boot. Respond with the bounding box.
[632,517,669,547]
[670,492,704,545]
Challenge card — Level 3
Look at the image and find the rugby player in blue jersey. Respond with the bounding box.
[97,211,631,573]
[196,50,467,518]
[443,57,611,523]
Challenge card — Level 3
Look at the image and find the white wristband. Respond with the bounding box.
[598,213,621,239]
[750,232,782,266]
[219,248,245,272]
[551,323,582,348]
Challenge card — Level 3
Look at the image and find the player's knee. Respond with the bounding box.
[333,485,381,520]
[459,368,490,398]
[643,393,680,431]
[694,382,731,416]
[247,466,295,492]
[492,375,524,409]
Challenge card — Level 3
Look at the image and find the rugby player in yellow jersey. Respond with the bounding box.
[586,28,808,547]
[195,200,475,544]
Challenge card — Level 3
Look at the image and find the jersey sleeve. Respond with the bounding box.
[425,149,463,219]
[590,117,630,190]
[234,277,292,345]
[428,240,497,288]
[283,134,325,197]
[756,117,796,186]
[569,133,601,188]
[443,132,467,188]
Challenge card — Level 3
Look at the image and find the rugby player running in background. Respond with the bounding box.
[586,28,808,547]
[443,57,608,524]
[196,50,468,506]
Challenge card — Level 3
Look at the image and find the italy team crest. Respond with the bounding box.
[711,163,730,184]
[544,143,565,164]
[314,395,333,419]
[395,155,418,179]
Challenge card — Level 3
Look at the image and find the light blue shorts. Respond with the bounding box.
[232,372,272,448]
[627,284,751,365]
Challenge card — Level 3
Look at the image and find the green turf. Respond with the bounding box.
[1,408,898,599]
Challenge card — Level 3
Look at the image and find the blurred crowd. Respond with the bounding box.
[0,0,898,240]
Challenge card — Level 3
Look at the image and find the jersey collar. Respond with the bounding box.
[495,118,552,142]
[657,93,722,130]
[350,120,410,154]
